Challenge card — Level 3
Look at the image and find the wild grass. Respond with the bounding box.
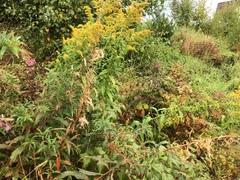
[174,28,239,66]
[181,57,240,94]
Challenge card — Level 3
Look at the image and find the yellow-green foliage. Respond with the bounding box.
[229,86,240,117]
[62,0,151,62]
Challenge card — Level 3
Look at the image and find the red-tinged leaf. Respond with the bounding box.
[56,155,61,171]
[64,160,72,166]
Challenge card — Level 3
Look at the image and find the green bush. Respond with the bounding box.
[0,0,90,61]
[210,2,240,49]
[170,0,209,31]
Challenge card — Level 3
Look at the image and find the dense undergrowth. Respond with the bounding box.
[0,0,240,179]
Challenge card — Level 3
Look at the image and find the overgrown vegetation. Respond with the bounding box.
[0,0,240,179]
[210,1,240,50]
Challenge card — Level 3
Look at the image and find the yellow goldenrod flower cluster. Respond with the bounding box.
[62,0,151,64]
[229,86,240,116]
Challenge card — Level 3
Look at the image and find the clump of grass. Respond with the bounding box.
[175,28,222,65]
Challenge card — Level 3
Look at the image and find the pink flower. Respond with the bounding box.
[5,124,11,131]
[26,58,36,66]
[0,121,3,127]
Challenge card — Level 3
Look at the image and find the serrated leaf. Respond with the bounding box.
[10,146,25,162]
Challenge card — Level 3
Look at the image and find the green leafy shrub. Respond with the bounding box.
[145,12,175,43]
[0,0,90,61]
[210,2,240,49]
[170,0,209,31]
[78,121,212,179]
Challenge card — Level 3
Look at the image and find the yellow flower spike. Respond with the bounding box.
[84,6,93,21]
[77,50,83,57]
[59,13,63,19]
[126,45,136,51]
[63,54,69,59]
[56,59,60,63]
[46,29,49,33]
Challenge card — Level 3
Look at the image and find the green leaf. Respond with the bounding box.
[117,171,128,180]
[0,144,9,149]
[10,47,20,58]
[10,136,25,145]
[101,85,105,96]
[178,110,183,120]
[142,103,149,109]
[56,171,87,179]
[35,113,44,126]
[95,147,105,155]
[99,69,109,76]
[106,91,113,102]
[109,75,116,86]
[10,146,25,162]
[159,114,165,131]
[82,155,91,169]
[53,117,69,127]
[97,161,107,173]
[0,46,7,59]
[78,168,102,176]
